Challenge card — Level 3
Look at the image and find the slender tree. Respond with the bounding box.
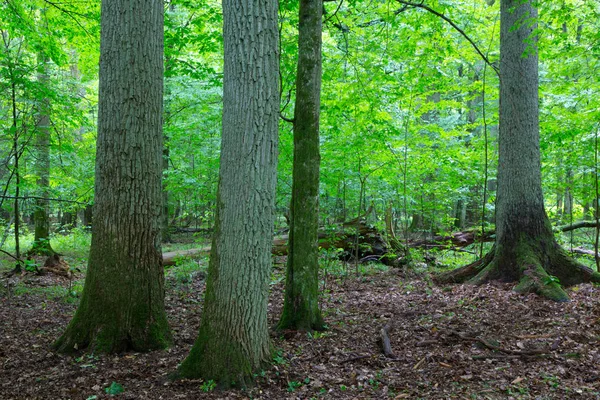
[278,0,325,331]
[437,0,600,300]
[175,0,279,386]
[54,0,171,352]
[30,51,54,255]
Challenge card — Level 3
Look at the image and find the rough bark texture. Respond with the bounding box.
[278,0,325,332]
[31,52,54,256]
[54,0,171,353]
[176,0,279,386]
[436,0,600,301]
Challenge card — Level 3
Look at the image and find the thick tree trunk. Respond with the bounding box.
[278,0,325,332]
[176,0,279,386]
[30,52,54,256]
[54,0,171,353]
[436,0,600,301]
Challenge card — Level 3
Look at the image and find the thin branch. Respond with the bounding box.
[41,0,97,38]
[280,112,295,124]
[0,248,20,262]
[0,195,90,205]
[324,0,345,25]
[396,0,499,77]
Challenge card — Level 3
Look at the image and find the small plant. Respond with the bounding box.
[105,381,124,396]
[273,349,287,365]
[24,258,38,273]
[307,331,327,340]
[200,379,216,392]
[75,353,99,369]
[543,275,561,286]
[340,384,348,391]
[287,381,302,392]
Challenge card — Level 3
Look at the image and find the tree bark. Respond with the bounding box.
[176,0,279,386]
[436,0,600,301]
[278,0,325,332]
[54,0,171,353]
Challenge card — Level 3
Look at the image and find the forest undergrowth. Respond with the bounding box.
[1,233,600,399]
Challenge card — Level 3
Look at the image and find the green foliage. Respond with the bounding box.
[200,379,217,392]
[104,382,124,396]
[11,281,83,303]
[287,380,302,392]
[166,255,206,286]
[272,349,288,366]
[543,275,561,286]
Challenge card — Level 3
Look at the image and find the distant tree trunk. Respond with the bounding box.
[453,198,466,230]
[278,0,325,332]
[563,168,573,218]
[11,78,21,261]
[436,0,599,300]
[176,0,279,386]
[83,205,92,227]
[54,0,171,353]
[30,52,54,255]
[161,145,171,242]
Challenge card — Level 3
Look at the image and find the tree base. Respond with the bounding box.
[435,242,600,302]
[26,240,55,257]
[277,309,326,333]
[174,323,269,388]
[54,289,171,354]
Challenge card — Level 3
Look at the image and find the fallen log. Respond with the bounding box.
[570,247,597,257]
[163,222,397,266]
[558,220,600,233]
[163,225,493,267]
[162,246,210,266]
[408,230,494,249]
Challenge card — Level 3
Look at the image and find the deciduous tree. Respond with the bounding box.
[54,0,171,352]
[278,0,325,332]
[437,0,600,300]
[175,0,279,386]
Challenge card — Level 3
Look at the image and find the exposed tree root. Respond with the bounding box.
[433,248,495,284]
[435,241,600,302]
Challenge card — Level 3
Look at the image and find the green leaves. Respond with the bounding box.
[104,382,124,396]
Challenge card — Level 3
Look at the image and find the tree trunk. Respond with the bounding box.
[30,52,54,255]
[54,0,171,353]
[176,0,279,386]
[436,0,599,301]
[278,0,325,332]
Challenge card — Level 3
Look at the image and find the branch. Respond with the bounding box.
[357,5,410,28]
[558,220,600,233]
[0,248,20,262]
[41,0,97,38]
[396,0,499,76]
[0,195,90,205]
[280,113,295,124]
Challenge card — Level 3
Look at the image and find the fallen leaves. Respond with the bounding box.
[1,267,600,398]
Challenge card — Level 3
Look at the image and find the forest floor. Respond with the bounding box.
[2,253,600,399]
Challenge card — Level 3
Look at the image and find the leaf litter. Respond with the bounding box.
[1,264,600,399]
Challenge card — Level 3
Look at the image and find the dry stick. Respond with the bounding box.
[340,354,373,364]
[379,323,396,358]
[449,330,549,356]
